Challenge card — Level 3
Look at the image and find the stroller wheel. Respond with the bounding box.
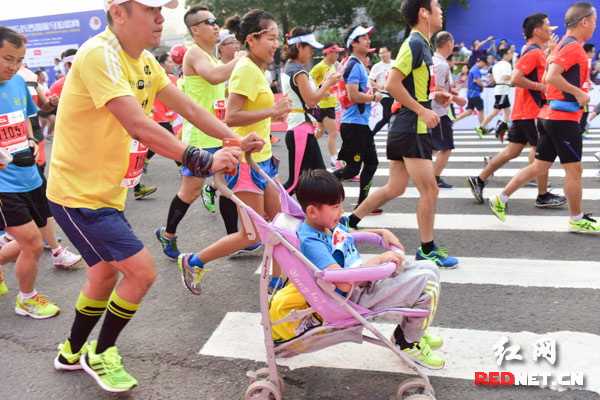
[246,380,282,400]
[249,367,285,392]
[397,378,435,400]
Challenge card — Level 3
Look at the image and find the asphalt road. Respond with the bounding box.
[0,128,599,400]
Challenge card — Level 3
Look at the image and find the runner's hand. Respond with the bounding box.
[575,90,590,107]
[325,72,341,87]
[239,132,265,153]
[0,162,7,171]
[419,108,441,128]
[209,146,242,173]
[48,94,59,108]
[28,139,39,162]
[380,229,404,253]
[374,92,384,102]
[271,93,292,117]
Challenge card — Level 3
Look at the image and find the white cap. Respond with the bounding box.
[346,26,374,48]
[104,0,178,12]
[218,30,236,47]
[288,33,323,49]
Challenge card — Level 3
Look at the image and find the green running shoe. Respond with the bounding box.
[81,340,138,392]
[475,126,484,139]
[568,214,600,233]
[0,268,7,296]
[398,337,445,370]
[55,340,88,371]
[489,194,507,222]
[134,184,157,200]
[423,331,443,350]
[15,294,60,319]
[201,184,216,213]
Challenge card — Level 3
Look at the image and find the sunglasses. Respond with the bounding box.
[192,18,219,27]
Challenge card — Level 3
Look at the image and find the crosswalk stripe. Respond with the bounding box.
[373,156,599,163]
[375,147,600,153]
[356,213,573,232]
[200,312,600,395]
[341,187,600,200]
[373,139,600,146]
[367,168,599,178]
[356,255,600,289]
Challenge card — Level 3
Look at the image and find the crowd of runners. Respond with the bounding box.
[0,0,598,393]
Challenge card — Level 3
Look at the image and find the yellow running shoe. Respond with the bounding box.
[15,294,60,319]
[81,340,138,392]
[0,268,7,296]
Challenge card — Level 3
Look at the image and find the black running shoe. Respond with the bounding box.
[535,192,567,208]
[467,176,485,204]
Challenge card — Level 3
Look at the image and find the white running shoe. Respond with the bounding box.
[53,247,83,268]
[0,233,13,249]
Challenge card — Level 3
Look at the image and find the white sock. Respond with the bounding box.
[20,290,37,301]
[330,155,337,162]
[499,192,509,203]
[52,246,62,255]
[570,213,584,222]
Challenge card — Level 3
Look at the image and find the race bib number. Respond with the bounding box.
[428,65,436,100]
[332,226,349,252]
[120,139,148,188]
[0,110,28,154]
[214,99,227,123]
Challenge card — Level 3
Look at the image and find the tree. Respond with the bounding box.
[186,0,361,35]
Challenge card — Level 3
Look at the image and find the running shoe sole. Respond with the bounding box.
[134,187,157,200]
[535,199,567,208]
[155,228,178,261]
[80,354,132,393]
[15,306,60,319]
[54,356,83,371]
[54,258,83,269]
[177,255,201,295]
[466,177,484,204]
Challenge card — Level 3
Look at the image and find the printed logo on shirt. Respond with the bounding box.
[144,65,152,75]
[137,80,145,90]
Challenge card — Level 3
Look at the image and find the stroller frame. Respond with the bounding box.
[214,154,437,400]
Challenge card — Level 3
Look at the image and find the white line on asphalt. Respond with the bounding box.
[373,156,599,163]
[200,312,600,395]
[375,147,600,153]
[365,168,599,178]
[374,139,600,145]
[341,187,600,200]
[356,213,578,232]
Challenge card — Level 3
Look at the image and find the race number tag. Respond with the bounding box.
[428,65,436,100]
[120,139,148,188]
[0,110,28,154]
[332,226,349,252]
[214,99,227,123]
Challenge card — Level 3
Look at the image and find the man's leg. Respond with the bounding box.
[480,142,525,181]
[562,162,583,217]
[480,108,500,129]
[433,150,451,177]
[6,221,43,294]
[322,116,339,162]
[452,108,472,123]
[404,158,438,243]
[165,175,205,237]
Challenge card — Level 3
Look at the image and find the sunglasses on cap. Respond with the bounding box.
[191,18,219,27]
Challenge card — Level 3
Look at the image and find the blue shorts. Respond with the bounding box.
[181,146,220,178]
[225,157,278,194]
[48,201,144,267]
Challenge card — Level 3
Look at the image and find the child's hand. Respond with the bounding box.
[372,251,404,267]
[381,229,404,253]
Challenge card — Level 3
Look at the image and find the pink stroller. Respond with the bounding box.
[214,156,437,400]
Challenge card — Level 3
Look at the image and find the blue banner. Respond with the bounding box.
[0,10,106,83]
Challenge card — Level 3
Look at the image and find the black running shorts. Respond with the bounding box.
[507,119,539,146]
[535,119,582,164]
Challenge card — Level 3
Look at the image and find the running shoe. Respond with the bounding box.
[582,130,592,140]
[177,253,205,295]
[494,120,509,143]
[201,184,216,213]
[0,232,13,249]
[134,184,157,200]
[466,176,485,203]
[0,268,7,296]
[52,246,83,268]
[348,176,360,182]
[43,236,62,250]
[483,155,494,177]
[568,214,600,233]
[155,227,180,260]
[54,340,88,371]
[230,242,263,257]
[594,151,600,162]
[369,208,384,216]
[535,193,567,208]
[489,194,507,222]
[395,337,445,370]
[15,294,60,319]
[416,246,458,269]
[270,136,280,144]
[81,340,138,392]
[475,126,485,138]
[334,159,346,169]
[436,178,453,189]
[525,179,552,188]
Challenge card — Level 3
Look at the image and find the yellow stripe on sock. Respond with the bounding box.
[76,291,108,317]
[107,290,140,320]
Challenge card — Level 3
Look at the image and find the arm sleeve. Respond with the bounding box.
[79,47,136,109]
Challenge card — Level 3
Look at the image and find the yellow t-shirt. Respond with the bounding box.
[228,56,273,162]
[47,27,171,211]
[309,59,338,109]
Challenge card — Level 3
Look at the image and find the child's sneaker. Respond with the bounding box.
[396,337,445,370]
[489,194,507,221]
[54,340,88,371]
[201,184,216,213]
[177,253,206,295]
[568,214,600,233]
[0,268,7,296]
[15,294,60,319]
[81,340,138,392]
[422,331,443,350]
[155,227,180,260]
[416,246,458,269]
[52,246,83,268]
